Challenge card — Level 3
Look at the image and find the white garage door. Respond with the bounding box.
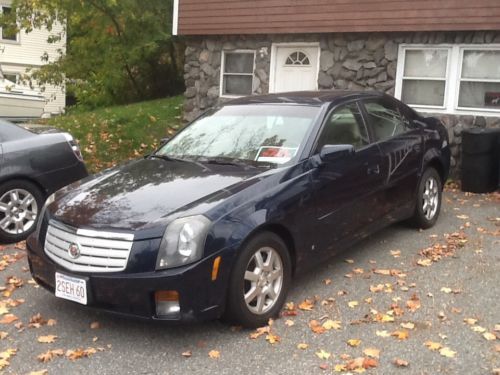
[270,44,320,93]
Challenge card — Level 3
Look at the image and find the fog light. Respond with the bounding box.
[155,291,180,319]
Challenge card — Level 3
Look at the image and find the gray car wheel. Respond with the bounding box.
[0,180,44,243]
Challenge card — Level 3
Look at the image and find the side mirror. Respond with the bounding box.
[320,144,355,162]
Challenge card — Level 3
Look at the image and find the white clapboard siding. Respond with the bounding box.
[0,0,66,114]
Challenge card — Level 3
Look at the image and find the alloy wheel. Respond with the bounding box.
[422,176,439,221]
[243,246,284,315]
[0,189,38,235]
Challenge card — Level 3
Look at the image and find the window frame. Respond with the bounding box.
[396,44,500,117]
[2,72,19,84]
[0,6,20,43]
[360,98,411,143]
[219,49,256,99]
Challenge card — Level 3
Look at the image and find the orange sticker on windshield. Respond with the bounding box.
[256,146,298,164]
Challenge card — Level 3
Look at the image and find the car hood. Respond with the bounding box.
[50,158,269,233]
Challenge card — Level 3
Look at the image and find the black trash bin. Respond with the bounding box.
[461,128,500,193]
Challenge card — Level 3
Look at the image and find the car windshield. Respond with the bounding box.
[157,104,320,167]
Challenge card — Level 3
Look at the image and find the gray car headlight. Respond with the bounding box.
[155,215,211,270]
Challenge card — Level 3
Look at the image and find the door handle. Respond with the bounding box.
[367,164,380,175]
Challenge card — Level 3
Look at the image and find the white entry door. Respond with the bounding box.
[270,44,320,93]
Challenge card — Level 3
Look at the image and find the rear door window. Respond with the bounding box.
[363,100,408,141]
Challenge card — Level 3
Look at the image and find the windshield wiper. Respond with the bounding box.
[197,157,276,169]
[149,154,189,163]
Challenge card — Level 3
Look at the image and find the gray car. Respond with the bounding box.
[0,120,88,243]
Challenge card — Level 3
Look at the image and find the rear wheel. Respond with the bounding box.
[0,180,44,243]
[410,167,442,229]
[225,232,292,328]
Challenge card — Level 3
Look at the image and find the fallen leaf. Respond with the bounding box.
[46,319,57,327]
[249,326,270,339]
[90,321,100,329]
[298,299,315,311]
[439,347,456,358]
[334,364,347,372]
[181,351,192,358]
[0,331,8,340]
[28,370,48,375]
[37,349,64,363]
[345,259,354,264]
[401,322,415,330]
[323,279,332,285]
[0,314,18,324]
[440,287,452,294]
[363,347,380,358]
[456,214,469,220]
[425,341,443,351]
[265,333,280,344]
[390,250,401,258]
[376,330,391,338]
[348,301,359,308]
[284,319,295,327]
[319,363,329,370]
[464,318,478,325]
[208,350,220,359]
[417,258,433,267]
[309,320,326,334]
[38,335,58,344]
[393,358,409,367]
[297,343,308,350]
[472,326,487,333]
[347,339,362,347]
[370,284,385,293]
[483,332,497,341]
[406,294,421,312]
[391,330,409,340]
[316,349,331,360]
[322,319,341,330]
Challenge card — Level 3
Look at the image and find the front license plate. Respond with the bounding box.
[55,272,88,305]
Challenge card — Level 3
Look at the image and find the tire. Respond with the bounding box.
[0,180,45,244]
[225,232,292,328]
[410,167,442,229]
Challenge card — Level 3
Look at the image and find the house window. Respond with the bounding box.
[285,51,310,66]
[396,45,500,115]
[400,48,449,108]
[1,6,18,42]
[221,51,255,97]
[458,50,500,109]
[3,73,19,83]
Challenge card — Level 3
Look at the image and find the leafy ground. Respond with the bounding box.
[0,189,499,374]
[43,96,184,173]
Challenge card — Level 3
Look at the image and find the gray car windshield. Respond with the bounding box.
[157,104,320,167]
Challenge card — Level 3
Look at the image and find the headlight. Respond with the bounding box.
[155,215,211,270]
[35,193,56,238]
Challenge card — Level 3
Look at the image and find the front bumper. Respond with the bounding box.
[26,235,234,322]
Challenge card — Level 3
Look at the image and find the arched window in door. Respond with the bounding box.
[285,51,311,66]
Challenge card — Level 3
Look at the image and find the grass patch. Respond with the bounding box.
[44,96,184,173]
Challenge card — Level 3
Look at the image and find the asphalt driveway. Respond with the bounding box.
[1,189,499,375]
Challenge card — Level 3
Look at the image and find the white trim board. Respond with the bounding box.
[172,0,179,36]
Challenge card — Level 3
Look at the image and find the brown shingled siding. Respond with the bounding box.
[178,0,500,35]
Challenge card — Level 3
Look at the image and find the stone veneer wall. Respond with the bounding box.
[183,31,500,176]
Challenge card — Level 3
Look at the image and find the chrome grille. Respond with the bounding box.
[44,220,134,273]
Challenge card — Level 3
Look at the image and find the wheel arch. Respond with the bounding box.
[0,175,48,197]
[239,222,297,277]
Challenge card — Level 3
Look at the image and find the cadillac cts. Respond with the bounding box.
[27,91,450,327]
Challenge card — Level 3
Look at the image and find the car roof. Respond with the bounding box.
[225,90,387,106]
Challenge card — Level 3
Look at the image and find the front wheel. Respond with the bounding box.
[225,232,292,328]
[410,167,442,229]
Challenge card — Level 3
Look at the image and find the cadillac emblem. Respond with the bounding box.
[68,243,81,259]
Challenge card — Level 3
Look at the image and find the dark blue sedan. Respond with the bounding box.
[27,91,450,327]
